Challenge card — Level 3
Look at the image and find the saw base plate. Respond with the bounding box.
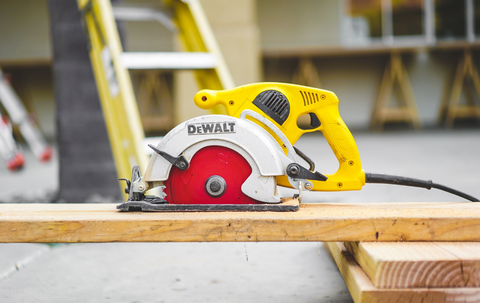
[117,197,299,212]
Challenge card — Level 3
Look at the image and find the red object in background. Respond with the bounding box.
[7,152,24,171]
[1,115,9,124]
[39,146,53,162]
[3,73,11,84]
[164,146,260,204]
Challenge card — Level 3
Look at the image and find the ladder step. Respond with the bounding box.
[121,52,217,70]
[112,6,175,32]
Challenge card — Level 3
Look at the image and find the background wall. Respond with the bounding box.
[258,0,468,129]
[258,0,341,49]
[0,0,51,63]
[0,0,55,140]
[263,51,462,129]
[0,0,477,142]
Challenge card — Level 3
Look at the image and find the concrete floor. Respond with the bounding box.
[0,243,350,303]
[0,128,479,302]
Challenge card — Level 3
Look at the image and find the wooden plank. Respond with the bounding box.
[381,108,411,121]
[0,203,480,243]
[325,242,480,303]
[455,106,480,117]
[262,41,480,59]
[344,242,480,288]
[0,58,52,67]
[263,45,421,59]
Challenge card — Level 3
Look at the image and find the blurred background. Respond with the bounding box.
[0,1,480,302]
[0,0,479,202]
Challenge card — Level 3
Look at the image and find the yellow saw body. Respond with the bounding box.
[194,82,365,192]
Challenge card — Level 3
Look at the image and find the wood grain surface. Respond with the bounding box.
[325,242,480,303]
[344,242,480,288]
[0,202,480,243]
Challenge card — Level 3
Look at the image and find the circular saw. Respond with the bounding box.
[118,82,478,212]
[118,110,327,211]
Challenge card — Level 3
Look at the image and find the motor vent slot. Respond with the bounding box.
[300,90,320,106]
[252,90,290,125]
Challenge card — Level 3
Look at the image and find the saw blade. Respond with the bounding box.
[164,146,260,204]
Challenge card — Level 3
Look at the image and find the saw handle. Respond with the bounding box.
[266,87,364,191]
[307,99,364,191]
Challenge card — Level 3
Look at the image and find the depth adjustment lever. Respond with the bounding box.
[148,144,190,170]
[286,163,328,182]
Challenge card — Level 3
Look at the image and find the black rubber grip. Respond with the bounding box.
[365,173,433,189]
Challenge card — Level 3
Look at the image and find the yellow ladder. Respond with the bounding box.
[77,0,234,195]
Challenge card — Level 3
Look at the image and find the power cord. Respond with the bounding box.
[365,173,479,202]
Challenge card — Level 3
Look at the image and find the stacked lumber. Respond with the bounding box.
[326,242,480,303]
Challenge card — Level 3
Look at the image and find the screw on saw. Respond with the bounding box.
[205,175,227,197]
[210,181,221,192]
[288,164,300,176]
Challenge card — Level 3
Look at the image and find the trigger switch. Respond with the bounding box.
[309,113,320,127]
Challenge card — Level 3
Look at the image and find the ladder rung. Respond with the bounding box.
[112,7,175,32]
[121,52,217,70]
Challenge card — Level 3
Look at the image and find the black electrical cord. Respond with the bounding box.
[365,173,479,202]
